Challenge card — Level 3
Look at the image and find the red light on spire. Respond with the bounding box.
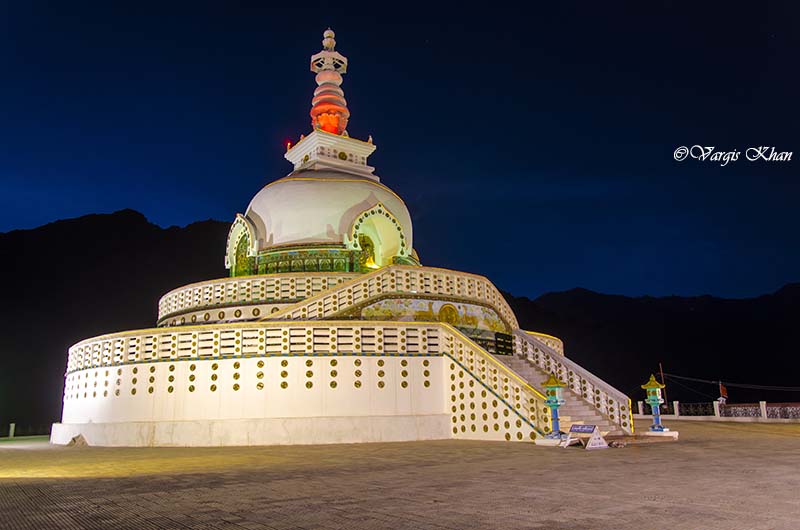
[285,139,292,152]
[309,29,350,135]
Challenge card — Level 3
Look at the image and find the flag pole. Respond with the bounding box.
[659,361,668,408]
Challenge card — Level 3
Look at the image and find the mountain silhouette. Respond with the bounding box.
[0,210,229,434]
[1,210,797,434]
[503,285,799,405]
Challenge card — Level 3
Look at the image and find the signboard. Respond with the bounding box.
[569,424,596,434]
[561,424,609,450]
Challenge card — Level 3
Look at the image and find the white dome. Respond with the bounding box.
[244,170,414,253]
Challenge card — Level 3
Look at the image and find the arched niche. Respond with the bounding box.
[225,214,258,276]
[346,203,410,270]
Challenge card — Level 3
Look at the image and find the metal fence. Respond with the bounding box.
[766,403,800,420]
[636,401,800,420]
[678,402,715,416]
[719,403,761,418]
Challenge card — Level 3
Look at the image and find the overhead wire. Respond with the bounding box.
[663,372,800,392]
[662,375,718,400]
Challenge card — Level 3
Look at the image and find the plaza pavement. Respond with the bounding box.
[0,421,798,530]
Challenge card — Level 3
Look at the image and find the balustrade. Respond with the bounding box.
[65,321,548,436]
[264,265,519,330]
[514,330,633,434]
[157,272,358,323]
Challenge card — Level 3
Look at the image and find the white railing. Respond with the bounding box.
[523,331,564,355]
[261,265,520,331]
[515,330,634,434]
[157,272,359,324]
[65,321,550,436]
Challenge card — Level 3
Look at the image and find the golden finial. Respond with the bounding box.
[322,28,336,51]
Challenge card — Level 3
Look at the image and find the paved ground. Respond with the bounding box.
[1,421,798,530]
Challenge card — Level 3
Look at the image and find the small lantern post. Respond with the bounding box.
[542,373,567,439]
[641,374,668,432]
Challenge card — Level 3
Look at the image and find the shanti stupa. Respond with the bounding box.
[51,30,633,446]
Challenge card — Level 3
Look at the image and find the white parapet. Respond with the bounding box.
[53,322,552,446]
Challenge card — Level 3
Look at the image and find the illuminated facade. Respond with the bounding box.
[51,30,632,447]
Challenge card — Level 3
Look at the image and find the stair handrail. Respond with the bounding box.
[258,266,391,321]
[260,265,520,330]
[442,324,551,437]
[515,330,634,434]
[522,330,564,355]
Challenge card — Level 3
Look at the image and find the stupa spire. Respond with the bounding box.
[309,28,350,135]
[285,29,376,179]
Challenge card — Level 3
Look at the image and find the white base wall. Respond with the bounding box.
[60,356,446,425]
[56,349,548,446]
[51,414,451,447]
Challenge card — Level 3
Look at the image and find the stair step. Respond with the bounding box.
[560,418,612,426]
[493,352,626,434]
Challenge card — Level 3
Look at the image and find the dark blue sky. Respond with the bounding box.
[2,1,798,298]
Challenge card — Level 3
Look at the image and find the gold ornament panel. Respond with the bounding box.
[360,298,508,334]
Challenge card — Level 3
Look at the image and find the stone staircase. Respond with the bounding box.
[494,353,624,436]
